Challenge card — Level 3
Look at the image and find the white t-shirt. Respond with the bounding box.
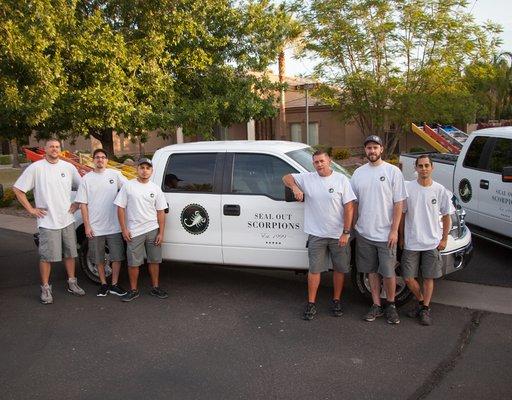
[404,180,455,251]
[351,161,407,242]
[292,171,356,239]
[75,169,128,236]
[114,179,167,238]
[14,159,81,229]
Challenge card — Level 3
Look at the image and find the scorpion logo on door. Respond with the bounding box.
[181,204,209,235]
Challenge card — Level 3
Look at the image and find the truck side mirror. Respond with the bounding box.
[502,166,512,183]
[285,186,296,202]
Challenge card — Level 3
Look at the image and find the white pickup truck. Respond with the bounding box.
[71,141,472,305]
[400,127,512,248]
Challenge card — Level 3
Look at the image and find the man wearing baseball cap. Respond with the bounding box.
[350,135,407,324]
[114,157,168,302]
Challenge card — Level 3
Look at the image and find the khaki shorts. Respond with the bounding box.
[39,224,78,262]
[355,231,397,278]
[126,229,162,267]
[88,233,125,264]
[307,235,351,274]
[401,249,442,279]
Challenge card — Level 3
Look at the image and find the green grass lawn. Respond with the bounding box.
[0,168,22,188]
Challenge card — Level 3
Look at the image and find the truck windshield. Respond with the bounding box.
[286,147,351,178]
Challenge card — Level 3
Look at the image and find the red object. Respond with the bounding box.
[423,125,460,154]
[22,147,92,176]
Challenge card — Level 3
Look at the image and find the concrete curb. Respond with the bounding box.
[0,213,37,234]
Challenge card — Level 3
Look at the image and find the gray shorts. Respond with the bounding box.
[401,249,442,279]
[88,233,125,264]
[355,231,397,278]
[307,235,351,274]
[126,229,162,267]
[39,224,78,262]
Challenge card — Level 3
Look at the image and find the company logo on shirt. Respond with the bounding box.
[61,173,65,178]
[109,179,114,184]
[432,198,437,204]
[150,193,155,198]
[380,176,385,181]
[181,204,209,235]
[329,188,334,193]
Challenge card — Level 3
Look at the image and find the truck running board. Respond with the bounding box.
[466,224,512,250]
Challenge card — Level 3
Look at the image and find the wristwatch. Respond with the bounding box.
[342,229,351,235]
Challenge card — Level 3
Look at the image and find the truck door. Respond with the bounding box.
[480,137,512,236]
[221,152,308,269]
[160,152,224,264]
[454,135,492,228]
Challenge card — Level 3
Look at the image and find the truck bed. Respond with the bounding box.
[399,152,456,191]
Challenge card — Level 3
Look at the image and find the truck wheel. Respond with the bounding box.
[351,269,413,307]
[77,238,113,283]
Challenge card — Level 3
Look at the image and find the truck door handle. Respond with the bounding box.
[223,204,240,216]
[480,180,489,190]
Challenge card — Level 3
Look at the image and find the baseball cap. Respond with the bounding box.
[137,157,153,167]
[364,135,383,146]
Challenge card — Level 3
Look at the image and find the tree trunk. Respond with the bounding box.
[10,138,20,168]
[278,50,287,141]
[90,128,114,157]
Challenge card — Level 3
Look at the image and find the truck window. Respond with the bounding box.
[463,136,488,169]
[489,138,512,173]
[162,153,217,192]
[286,147,351,178]
[231,154,297,200]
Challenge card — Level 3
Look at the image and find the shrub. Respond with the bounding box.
[0,187,16,207]
[409,146,426,153]
[332,147,351,160]
[387,156,399,166]
[0,155,10,165]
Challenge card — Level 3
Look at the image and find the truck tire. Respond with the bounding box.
[77,237,113,284]
[351,269,413,307]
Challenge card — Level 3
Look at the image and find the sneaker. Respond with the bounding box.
[419,308,433,326]
[67,278,85,296]
[97,284,109,297]
[40,284,53,304]
[407,304,421,319]
[302,302,317,321]
[109,284,127,297]
[385,304,400,324]
[332,299,343,317]
[363,304,383,322]
[121,289,140,302]
[149,286,168,299]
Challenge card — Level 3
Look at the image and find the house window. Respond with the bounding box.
[290,123,302,142]
[308,122,319,146]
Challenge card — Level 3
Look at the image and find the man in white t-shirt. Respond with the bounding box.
[75,148,128,297]
[399,155,454,326]
[114,158,167,302]
[283,150,356,320]
[13,138,86,304]
[351,135,407,324]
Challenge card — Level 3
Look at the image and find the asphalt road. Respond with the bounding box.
[1,228,511,400]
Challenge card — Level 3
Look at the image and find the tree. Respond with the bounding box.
[300,0,502,155]
[0,0,70,166]
[465,52,512,121]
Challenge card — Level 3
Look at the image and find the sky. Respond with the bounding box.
[271,0,512,77]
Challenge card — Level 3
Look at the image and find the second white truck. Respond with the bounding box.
[400,127,512,248]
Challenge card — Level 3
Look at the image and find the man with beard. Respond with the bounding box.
[399,155,454,326]
[283,150,356,320]
[13,138,85,304]
[114,158,168,302]
[75,148,128,297]
[350,136,407,324]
